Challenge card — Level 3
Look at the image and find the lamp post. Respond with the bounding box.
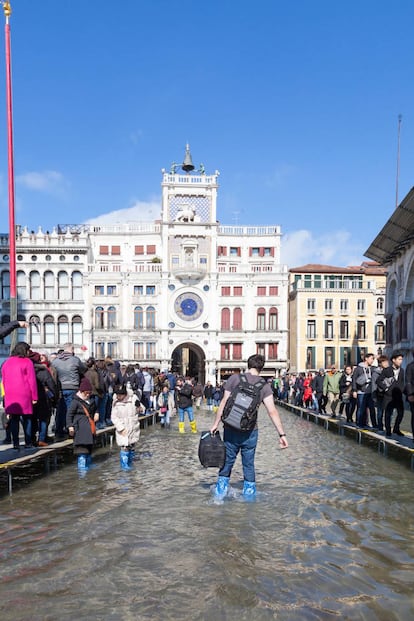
[2,2,17,350]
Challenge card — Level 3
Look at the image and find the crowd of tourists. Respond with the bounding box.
[0,322,228,470]
[272,351,414,442]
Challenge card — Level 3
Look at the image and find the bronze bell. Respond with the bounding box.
[182,144,195,173]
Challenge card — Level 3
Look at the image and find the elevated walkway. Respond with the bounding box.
[0,411,157,495]
[278,400,414,470]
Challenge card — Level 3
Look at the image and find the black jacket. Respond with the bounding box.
[405,361,414,397]
[32,363,58,421]
[176,383,193,409]
[377,365,405,405]
[67,394,96,446]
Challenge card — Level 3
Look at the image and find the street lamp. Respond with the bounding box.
[2,2,17,350]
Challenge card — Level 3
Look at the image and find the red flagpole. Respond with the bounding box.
[3,3,17,343]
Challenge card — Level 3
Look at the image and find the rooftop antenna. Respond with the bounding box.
[395,114,402,211]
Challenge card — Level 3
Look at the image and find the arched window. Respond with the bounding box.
[1,271,10,300]
[134,306,143,329]
[29,315,41,345]
[17,271,26,300]
[269,307,278,330]
[146,306,156,329]
[58,270,69,300]
[58,315,69,344]
[95,306,104,329]
[44,270,55,300]
[233,307,242,330]
[72,271,83,300]
[377,297,384,313]
[107,306,117,329]
[72,315,83,345]
[221,308,230,330]
[257,308,266,330]
[29,270,40,300]
[44,315,55,345]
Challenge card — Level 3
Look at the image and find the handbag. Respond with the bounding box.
[198,430,226,468]
[81,404,96,435]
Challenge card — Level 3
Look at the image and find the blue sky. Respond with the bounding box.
[0,0,413,267]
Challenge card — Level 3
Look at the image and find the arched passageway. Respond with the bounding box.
[171,342,206,384]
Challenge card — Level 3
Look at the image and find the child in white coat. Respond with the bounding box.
[111,384,142,470]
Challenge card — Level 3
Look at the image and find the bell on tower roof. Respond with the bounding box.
[181,143,195,173]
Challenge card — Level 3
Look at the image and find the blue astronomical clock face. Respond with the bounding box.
[174,292,204,321]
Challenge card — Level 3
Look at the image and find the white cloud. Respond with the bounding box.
[83,199,161,225]
[16,170,68,195]
[281,229,366,268]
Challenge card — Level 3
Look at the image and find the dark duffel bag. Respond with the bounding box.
[198,430,226,469]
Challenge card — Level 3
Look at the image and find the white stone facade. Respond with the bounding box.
[0,167,288,381]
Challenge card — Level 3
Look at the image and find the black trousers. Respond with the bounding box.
[384,399,404,434]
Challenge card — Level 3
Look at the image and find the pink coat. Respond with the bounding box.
[2,356,38,415]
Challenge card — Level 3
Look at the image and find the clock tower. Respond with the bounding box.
[158,146,220,381]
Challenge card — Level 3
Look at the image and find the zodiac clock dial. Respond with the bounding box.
[174,292,204,321]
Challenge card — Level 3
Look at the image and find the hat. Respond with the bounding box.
[28,350,41,363]
[318,368,325,373]
[79,377,93,392]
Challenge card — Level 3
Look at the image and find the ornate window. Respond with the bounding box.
[29,315,41,345]
[107,306,117,329]
[95,306,104,329]
[44,270,55,300]
[58,315,69,344]
[221,308,230,330]
[44,315,55,345]
[134,306,144,329]
[72,315,83,345]
[58,271,69,300]
[17,270,26,300]
[146,306,156,329]
[257,308,266,330]
[233,307,242,330]
[30,270,40,300]
[269,307,278,330]
[72,271,83,300]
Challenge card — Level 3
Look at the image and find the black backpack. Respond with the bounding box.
[221,374,266,431]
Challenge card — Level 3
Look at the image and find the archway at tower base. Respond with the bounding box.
[171,342,205,384]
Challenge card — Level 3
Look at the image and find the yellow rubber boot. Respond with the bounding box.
[178,422,185,433]
[190,420,197,433]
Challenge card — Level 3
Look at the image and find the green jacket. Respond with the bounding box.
[323,371,342,395]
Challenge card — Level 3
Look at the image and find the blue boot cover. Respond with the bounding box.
[120,449,132,470]
[127,449,134,467]
[214,476,230,500]
[77,454,88,470]
[242,480,256,501]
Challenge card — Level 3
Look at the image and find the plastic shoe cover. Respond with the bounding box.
[190,420,197,433]
[77,454,88,470]
[214,476,230,500]
[120,450,132,470]
[178,422,185,433]
[128,449,135,466]
[242,480,256,501]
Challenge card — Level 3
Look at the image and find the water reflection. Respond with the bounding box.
[0,407,413,620]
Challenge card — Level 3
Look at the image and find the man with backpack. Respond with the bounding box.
[210,354,288,501]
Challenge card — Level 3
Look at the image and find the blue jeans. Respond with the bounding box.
[56,389,77,435]
[178,406,194,423]
[356,392,376,427]
[219,426,258,482]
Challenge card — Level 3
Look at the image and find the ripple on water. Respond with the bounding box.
[0,409,413,620]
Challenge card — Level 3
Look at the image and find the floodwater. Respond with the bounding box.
[0,406,413,621]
